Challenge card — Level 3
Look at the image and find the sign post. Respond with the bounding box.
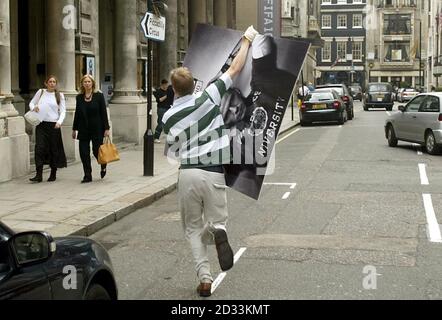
[141,9,166,177]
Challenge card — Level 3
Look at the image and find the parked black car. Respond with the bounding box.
[0,221,118,300]
[316,84,354,120]
[364,83,394,111]
[300,90,347,126]
[349,85,363,102]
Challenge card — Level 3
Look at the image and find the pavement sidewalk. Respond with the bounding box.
[0,108,299,238]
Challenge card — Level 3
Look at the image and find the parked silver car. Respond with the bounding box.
[385,93,442,155]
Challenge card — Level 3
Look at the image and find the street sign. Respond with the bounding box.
[141,12,166,42]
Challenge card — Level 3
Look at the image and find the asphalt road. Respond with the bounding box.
[91,101,442,300]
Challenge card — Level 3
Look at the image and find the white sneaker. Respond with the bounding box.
[154,139,161,144]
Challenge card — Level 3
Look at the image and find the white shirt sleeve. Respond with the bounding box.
[57,93,66,125]
[29,89,43,111]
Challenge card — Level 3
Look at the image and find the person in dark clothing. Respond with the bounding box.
[72,75,110,184]
[153,79,174,143]
[29,75,67,183]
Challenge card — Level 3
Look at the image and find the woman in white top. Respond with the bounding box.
[29,75,67,183]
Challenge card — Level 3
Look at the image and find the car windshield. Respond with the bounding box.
[307,92,334,102]
[350,87,361,92]
[317,87,344,96]
[369,84,390,92]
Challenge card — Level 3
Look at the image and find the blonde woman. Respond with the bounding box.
[29,75,67,183]
[72,75,110,183]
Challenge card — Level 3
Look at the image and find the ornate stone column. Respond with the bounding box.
[159,0,178,82]
[188,0,207,37]
[0,0,18,117]
[9,0,25,115]
[46,0,78,160]
[109,0,146,145]
[0,0,29,181]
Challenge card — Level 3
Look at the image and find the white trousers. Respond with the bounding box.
[178,169,229,283]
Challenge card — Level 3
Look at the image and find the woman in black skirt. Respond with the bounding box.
[29,75,67,183]
[72,75,110,183]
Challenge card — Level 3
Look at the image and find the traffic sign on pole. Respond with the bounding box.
[141,12,166,42]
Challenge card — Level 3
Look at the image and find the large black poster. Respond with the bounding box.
[184,24,310,200]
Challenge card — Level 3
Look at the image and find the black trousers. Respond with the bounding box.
[79,137,105,177]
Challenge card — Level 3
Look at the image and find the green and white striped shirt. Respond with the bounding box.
[163,73,232,168]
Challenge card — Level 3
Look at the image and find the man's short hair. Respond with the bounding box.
[161,79,168,85]
[170,67,194,97]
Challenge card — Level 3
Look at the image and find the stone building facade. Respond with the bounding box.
[365,0,429,89]
[0,0,236,183]
[316,0,367,87]
[427,0,442,90]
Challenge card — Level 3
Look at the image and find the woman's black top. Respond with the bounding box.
[73,92,110,140]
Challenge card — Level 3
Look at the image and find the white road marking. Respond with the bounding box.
[211,248,247,294]
[418,163,429,185]
[276,128,300,144]
[264,183,297,189]
[282,192,291,200]
[422,194,442,243]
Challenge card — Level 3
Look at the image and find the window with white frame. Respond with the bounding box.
[353,0,363,3]
[322,42,332,61]
[321,0,331,4]
[338,15,347,28]
[353,14,363,28]
[337,0,347,4]
[352,42,363,61]
[337,42,347,61]
[322,15,331,29]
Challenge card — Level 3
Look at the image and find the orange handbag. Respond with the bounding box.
[98,137,120,165]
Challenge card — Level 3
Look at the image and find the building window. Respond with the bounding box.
[352,42,363,61]
[384,41,410,62]
[353,0,363,3]
[383,14,411,35]
[337,0,347,4]
[322,15,331,29]
[322,42,332,62]
[338,15,347,28]
[321,0,331,4]
[353,14,363,28]
[337,42,347,61]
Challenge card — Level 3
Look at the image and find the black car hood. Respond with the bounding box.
[51,237,113,270]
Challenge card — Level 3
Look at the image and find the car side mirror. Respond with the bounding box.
[398,106,406,112]
[8,232,56,268]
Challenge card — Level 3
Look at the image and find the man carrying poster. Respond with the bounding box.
[162,26,259,298]
[181,24,310,200]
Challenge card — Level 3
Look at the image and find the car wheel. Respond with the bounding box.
[425,131,440,155]
[363,105,368,111]
[387,107,393,111]
[85,284,111,300]
[387,125,398,147]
